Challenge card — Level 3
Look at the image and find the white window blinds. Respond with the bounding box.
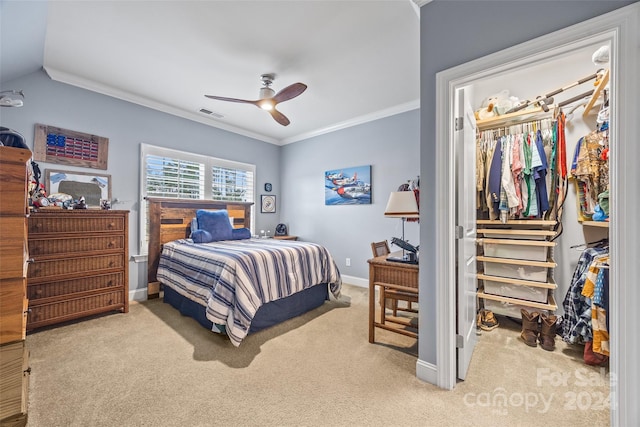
[211,165,254,202]
[146,155,204,199]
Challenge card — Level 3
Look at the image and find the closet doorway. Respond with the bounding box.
[433,3,639,424]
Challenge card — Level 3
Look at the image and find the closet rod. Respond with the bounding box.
[505,68,604,114]
[557,90,594,108]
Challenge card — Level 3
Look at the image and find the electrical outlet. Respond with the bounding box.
[346,258,351,267]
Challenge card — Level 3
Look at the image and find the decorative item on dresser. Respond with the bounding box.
[26,210,129,330]
[0,146,32,426]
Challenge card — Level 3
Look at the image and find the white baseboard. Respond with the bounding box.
[129,288,148,302]
[340,275,368,288]
[416,359,438,386]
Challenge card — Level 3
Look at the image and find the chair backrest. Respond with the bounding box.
[371,240,390,258]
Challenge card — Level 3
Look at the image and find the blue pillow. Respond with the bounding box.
[196,209,233,241]
[191,229,213,243]
[231,228,251,240]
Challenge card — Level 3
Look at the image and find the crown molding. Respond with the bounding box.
[43,66,279,145]
[280,100,420,145]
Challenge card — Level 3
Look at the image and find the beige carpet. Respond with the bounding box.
[25,284,609,426]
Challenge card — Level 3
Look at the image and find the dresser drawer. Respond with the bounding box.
[27,290,125,329]
[27,272,124,301]
[0,217,27,280]
[0,147,29,216]
[0,341,29,421]
[27,254,124,281]
[28,234,125,256]
[29,215,125,234]
[0,278,27,345]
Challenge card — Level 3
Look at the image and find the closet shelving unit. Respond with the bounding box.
[476,219,558,318]
[475,103,561,318]
[476,107,546,131]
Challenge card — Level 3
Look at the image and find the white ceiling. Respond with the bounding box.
[1,1,421,145]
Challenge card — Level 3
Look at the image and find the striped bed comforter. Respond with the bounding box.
[156,238,342,346]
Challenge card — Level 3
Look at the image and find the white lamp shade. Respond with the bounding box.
[384,191,419,218]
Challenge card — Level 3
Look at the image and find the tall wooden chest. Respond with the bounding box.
[0,146,31,426]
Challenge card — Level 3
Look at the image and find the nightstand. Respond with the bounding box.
[273,235,298,241]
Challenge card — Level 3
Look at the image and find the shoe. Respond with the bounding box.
[539,313,558,351]
[520,309,540,347]
[479,309,499,331]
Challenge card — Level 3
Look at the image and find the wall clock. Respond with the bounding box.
[261,194,276,213]
[264,183,272,192]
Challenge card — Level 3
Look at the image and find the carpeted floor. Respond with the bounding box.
[24,284,610,426]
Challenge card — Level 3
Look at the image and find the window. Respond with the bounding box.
[139,143,255,254]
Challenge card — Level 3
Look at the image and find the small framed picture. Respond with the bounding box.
[261,194,276,213]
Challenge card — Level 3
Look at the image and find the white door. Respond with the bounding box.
[455,87,478,380]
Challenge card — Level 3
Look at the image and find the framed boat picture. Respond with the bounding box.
[324,165,371,205]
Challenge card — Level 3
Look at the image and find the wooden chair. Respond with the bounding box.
[371,240,390,258]
[370,241,418,320]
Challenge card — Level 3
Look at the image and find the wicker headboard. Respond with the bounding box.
[146,197,253,297]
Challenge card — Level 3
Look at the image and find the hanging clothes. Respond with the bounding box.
[560,245,609,345]
[487,138,502,220]
[476,118,556,221]
[533,129,550,214]
[570,129,609,220]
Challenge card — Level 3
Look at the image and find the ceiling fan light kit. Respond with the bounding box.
[205,74,307,126]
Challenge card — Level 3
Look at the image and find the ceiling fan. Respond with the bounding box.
[205,74,307,126]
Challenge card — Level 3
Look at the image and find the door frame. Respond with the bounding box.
[433,4,639,425]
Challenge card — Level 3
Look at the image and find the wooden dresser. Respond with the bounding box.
[27,210,129,330]
[0,146,31,426]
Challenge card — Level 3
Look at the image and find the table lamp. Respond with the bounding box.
[384,191,419,260]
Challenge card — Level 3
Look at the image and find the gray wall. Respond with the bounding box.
[280,109,420,280]
[0,69,282,295]
[1,69,420,294]
[419,0,636,366]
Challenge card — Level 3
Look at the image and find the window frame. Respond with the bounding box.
[139,143,256,254]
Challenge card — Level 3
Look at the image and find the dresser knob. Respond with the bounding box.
[27,258,35,264]
[108,222,115,229]
[108,241,115,248]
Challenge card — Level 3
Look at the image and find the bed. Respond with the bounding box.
[146,198,342,346]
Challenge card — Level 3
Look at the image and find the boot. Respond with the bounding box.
[520,309,540,347]
[539,313,558,351]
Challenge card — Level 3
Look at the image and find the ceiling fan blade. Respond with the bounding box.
[272,83,307,105]
[269,108,290,126]
[205,95,259,106]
